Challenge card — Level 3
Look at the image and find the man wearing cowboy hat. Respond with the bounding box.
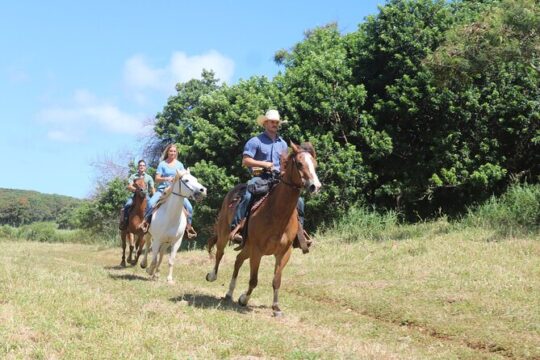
[230,109,306,248]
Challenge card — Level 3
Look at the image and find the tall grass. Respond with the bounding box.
[0,222,116,245]
[326,183,540,243]
[327,206,399,242]
[462,183,540,237]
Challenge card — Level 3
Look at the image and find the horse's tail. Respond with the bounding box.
[207,234,218,255]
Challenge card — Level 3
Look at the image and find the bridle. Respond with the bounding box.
[171,172,197,198]
[280,150,312,190]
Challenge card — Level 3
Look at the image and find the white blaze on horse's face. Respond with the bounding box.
[298,152,322,194]
[176,171,207,201]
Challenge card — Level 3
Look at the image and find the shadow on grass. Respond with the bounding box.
[108,273,150,281]
[170,293,269,313]
[103,265,127,270]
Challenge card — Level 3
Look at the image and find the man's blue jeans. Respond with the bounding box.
[231,177,305,229]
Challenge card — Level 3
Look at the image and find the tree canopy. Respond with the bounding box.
[77,0,537,236]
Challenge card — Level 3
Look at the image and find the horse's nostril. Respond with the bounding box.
[309,184,316,193]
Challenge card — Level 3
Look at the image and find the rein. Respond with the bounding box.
[171,174,195,198]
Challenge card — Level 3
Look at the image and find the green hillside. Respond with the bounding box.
[0,188,85,227]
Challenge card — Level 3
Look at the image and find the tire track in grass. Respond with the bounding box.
[284,287,517,359]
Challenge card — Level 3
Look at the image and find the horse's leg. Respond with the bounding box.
[225,246,249,300]
[127,232,135,265]
[120,231,127,267]
[140,233,151,269]
[132,233,144,266]
[206,235,225,282]
[238,253,262,307]
[146,237,160,278]
[154,242,167,279]
[271,246,293,317]
[167,235,184,284]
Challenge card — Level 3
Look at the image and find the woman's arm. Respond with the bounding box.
[155,173,173,183]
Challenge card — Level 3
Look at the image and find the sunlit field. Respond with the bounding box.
[1,223,538,359]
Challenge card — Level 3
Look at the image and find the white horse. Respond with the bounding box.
[140,169,206,284]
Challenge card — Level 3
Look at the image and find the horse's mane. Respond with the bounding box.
[299,142,316,159]
[280,142,317,171]
[154,170,185,209]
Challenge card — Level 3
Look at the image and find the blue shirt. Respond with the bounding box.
[243,132,288,171]
[156,159,185,191]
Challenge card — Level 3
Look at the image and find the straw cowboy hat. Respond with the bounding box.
[256,109,288,127]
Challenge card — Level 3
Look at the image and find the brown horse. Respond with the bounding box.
[120,177,148,267]
[206,142,321,316]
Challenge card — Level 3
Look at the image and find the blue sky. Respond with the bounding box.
[0,0,383,199]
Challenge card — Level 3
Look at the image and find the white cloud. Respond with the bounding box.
[123,55,164,90]
[73,89,98,105]
[169,50,234,84]
[36,49,234,144]
[123,50,235,94]
[37,89,146,142]
[47,130,79,143]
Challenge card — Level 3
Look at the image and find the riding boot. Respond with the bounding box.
[141,213,152,233]
[119,208,128,230]
[293,223,312,254]
[186,223,197,240]
[229,218,246,249]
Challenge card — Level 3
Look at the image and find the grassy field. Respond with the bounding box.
[1,224,539,359]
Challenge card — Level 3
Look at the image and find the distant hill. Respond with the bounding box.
[0,188,85,226]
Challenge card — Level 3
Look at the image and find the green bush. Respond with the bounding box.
[0,225,15,238]
[463,183,540,236]
[328,206,399,242]
[18,222,58,242]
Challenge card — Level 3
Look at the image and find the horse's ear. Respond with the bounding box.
[290,141,299,153]
[186,168,190,174]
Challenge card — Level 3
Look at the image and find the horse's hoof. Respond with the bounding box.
[238,294,248,306]
[120,260,126,267]
[273,310,284,318]
[206,272,217,282]
[167,279,175,285]
[223,294,232,301]
[140,261,147,269]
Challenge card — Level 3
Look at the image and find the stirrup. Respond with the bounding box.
[303,229,314,247]
[229,219,246,250]
[186,225,197,240]
[294,225,313,254]
[233,234,245,251]
[232,233,243,245]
